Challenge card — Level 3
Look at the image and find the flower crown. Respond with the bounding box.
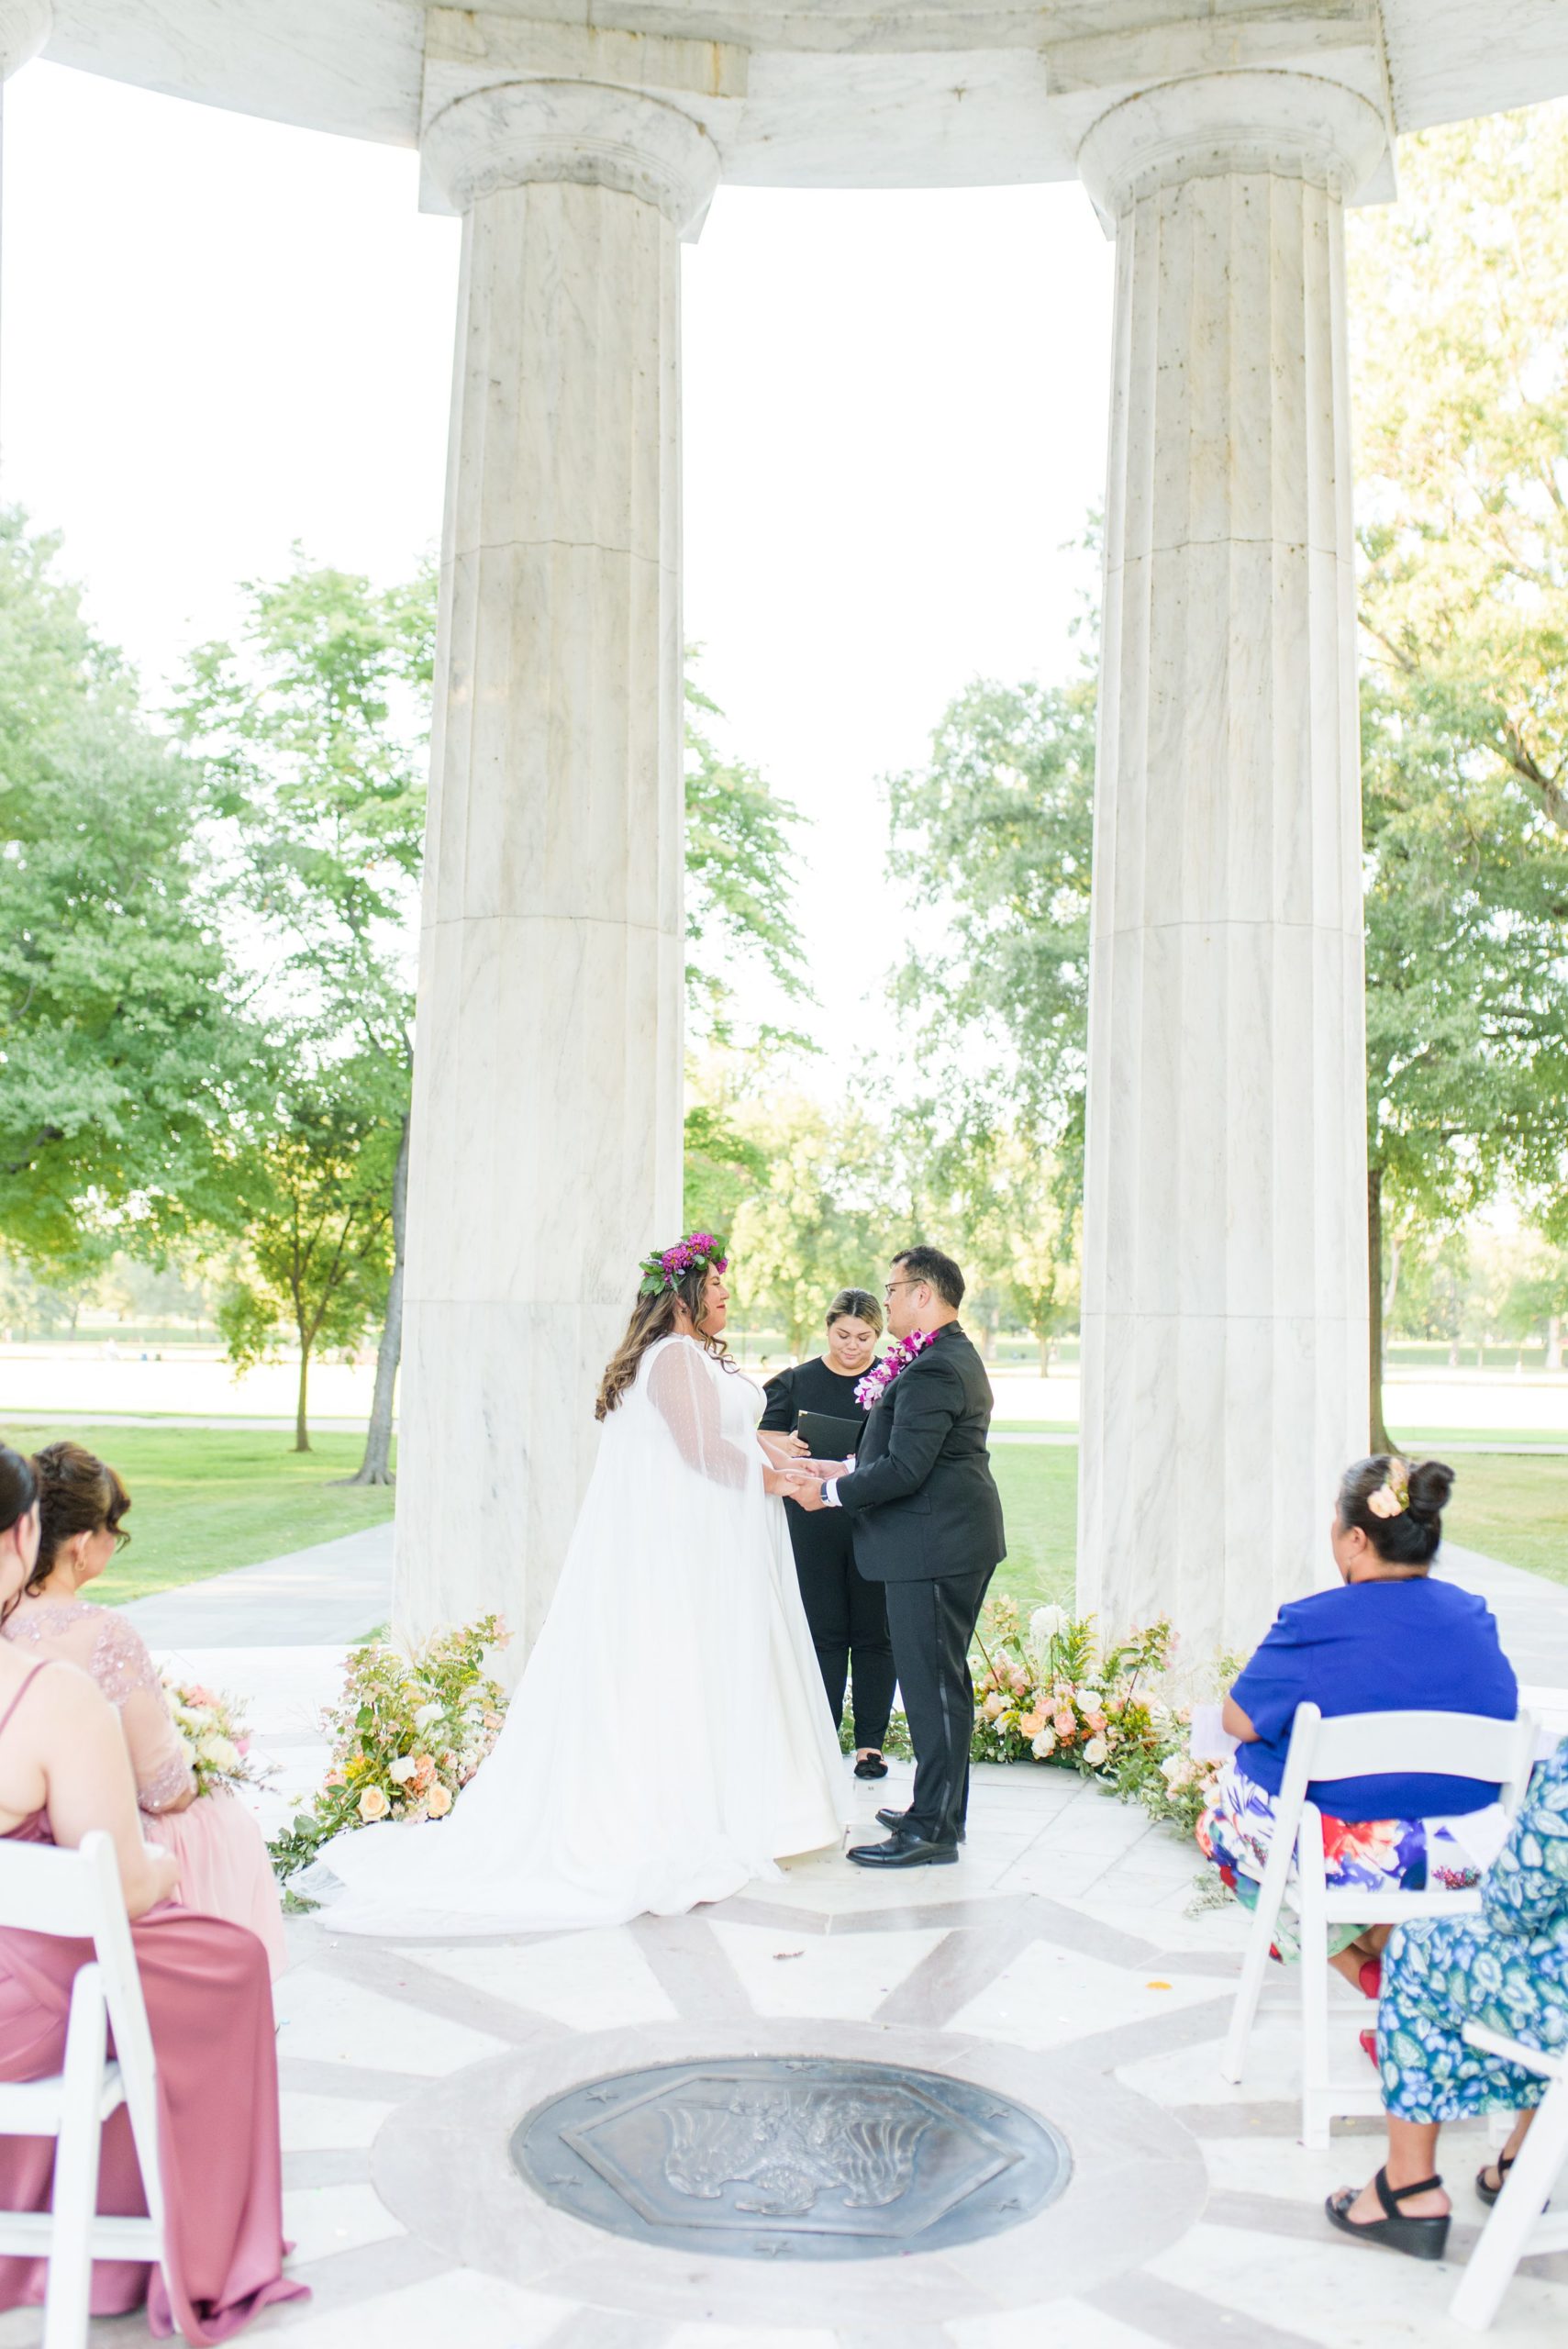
[1366,1459,1411,1520]
[638,1231,728,1299]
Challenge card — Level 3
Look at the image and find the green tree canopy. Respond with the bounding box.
[0,512,253,1262]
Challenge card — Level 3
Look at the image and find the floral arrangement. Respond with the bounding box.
[849,1597,1226,1841]
[269,1614,511,1885]
[638,1230,728,1298]
[161,1673,261,1798]
[853,1326,939,1410]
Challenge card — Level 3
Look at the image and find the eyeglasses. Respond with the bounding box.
[883,1279,917,1301]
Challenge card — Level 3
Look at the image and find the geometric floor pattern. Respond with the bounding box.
[7,1756,1562,2347]
[4,1520,1567,2346]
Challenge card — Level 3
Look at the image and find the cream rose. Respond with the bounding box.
[425,1783,452,1818]
[358,1785,391,1821]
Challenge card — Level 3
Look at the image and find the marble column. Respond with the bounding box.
[396,83,717,1659]
[1073,73,1388,1663]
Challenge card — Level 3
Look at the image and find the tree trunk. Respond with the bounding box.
[1448,1337,1460,1367]
[1037,1329,1052,1375]
[1549,1313,1563,1375]
[343,1111,407,1486]
[294,1341,312,1453]
[1368,1167,1395,1454]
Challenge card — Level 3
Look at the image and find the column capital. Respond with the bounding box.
[1077,69,1387,224]
[420,79,720,239]
[0,0,50,80]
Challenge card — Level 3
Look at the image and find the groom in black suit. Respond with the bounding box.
[790,1246,1006,1867]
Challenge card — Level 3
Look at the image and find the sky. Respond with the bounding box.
[1,60,1115,1072]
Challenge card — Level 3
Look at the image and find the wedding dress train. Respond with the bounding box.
[302,1335,847,1932]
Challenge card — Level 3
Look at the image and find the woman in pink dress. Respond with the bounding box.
[0,1440,306,2341]
[4,1442,285,1976]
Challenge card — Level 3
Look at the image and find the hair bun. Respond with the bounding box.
[1407,1459,1454,1520]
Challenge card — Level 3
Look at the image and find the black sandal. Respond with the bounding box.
[1476,2154,1514,2208]
[853,1752,889,1780]
[1325,2167,1450,2261]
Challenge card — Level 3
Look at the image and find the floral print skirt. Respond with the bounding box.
[1377,1911,1568,2122]
[1195,1758,1485,1961]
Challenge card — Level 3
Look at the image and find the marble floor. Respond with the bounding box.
[4,1531,1566,2346]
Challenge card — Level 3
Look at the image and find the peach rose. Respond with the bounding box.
[1052,1709,1076,1738]
[358,1785,390,1821]
[426,1783,452,1818]
[411,1753,437,1792]
[1018,1709,1047,1738]
[984,1691,1006,1720]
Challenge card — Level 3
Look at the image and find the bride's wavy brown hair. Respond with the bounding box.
[595,1261,734,1419]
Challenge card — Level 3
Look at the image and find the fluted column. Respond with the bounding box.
[1074,73,1387,1661]
[395,84,717,1656]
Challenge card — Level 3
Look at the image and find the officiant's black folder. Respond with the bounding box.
[795,1408,862,1460]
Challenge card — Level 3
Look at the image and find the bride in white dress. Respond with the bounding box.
[302,1234,847,1933]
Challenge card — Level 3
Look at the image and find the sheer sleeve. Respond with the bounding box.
[89,1614,197,1814]
[648,1341,754,1490]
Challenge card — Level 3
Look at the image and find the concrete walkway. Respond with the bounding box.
[119,1522,393,1650]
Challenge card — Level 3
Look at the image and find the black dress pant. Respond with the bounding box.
[788,1513,895,1750]
[884,1566,995,1845]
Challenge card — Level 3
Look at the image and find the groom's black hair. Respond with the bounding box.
[891,1246,964,1308]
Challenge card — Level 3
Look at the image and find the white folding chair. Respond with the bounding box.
[1220,1701,1538,2148]
[0,1831,167,2349]
[1451,2028,1568,2330]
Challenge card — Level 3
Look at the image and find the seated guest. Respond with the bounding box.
[761,1289,895,1779]
[0,1441,306,2341]
[1325,1735,1568,2261]
[5,1442,285,1977]
[1197,1455,1517,1990]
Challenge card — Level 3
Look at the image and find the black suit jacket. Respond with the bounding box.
[832,1322,1006,1584]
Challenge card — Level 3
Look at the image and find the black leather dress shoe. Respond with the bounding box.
[846,1829,960,1869]
[874,1806,966,1844]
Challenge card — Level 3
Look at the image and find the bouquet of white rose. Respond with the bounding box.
[160,1673,263,1798]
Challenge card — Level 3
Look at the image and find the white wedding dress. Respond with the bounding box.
[301,1335,848,1933]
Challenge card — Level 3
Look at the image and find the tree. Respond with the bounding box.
[684,666,813,1053]
[1350,107,1568,841]
[728,1095,893,1357]
[1361,689,1568,1447]
[172,556,436,1484]
[216,1063,398,1452]
[886,676,1095,1179]
[0,512,252,1263]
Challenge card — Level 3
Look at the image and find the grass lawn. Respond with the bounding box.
[987,1443,1568,1610]
[989,1443,1077,1615]
[0,1420,395,1605]
[1444,1453,1568,1586]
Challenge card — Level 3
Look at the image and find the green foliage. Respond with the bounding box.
[886,674,1095,1163]
[0,512,254,1262]
[728,1092,895,1355]
[215,1065,400,1447]
[682,1099,768,1239]
[684,664,813,1052]
[1350,106,1568,839]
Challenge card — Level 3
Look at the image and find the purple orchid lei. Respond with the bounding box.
[854,1326,939,1410]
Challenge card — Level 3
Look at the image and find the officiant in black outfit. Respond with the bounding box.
[788,1246,1006,1868]
[761,1289,895,1779]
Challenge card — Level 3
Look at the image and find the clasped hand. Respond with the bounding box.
[762,1455,851,1508]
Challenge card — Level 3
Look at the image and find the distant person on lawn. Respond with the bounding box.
[1196,1454,1518,1999]
[3,1442,285,1976]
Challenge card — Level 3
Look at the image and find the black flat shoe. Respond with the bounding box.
[853,1752,889,1780]
[875,1805,965,1843]
[846,1830,960,1869]
[1325,2168,1450,2262]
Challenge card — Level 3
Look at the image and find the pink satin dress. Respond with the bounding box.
[0,1664,308,2341]
[3,1598,285,1978]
